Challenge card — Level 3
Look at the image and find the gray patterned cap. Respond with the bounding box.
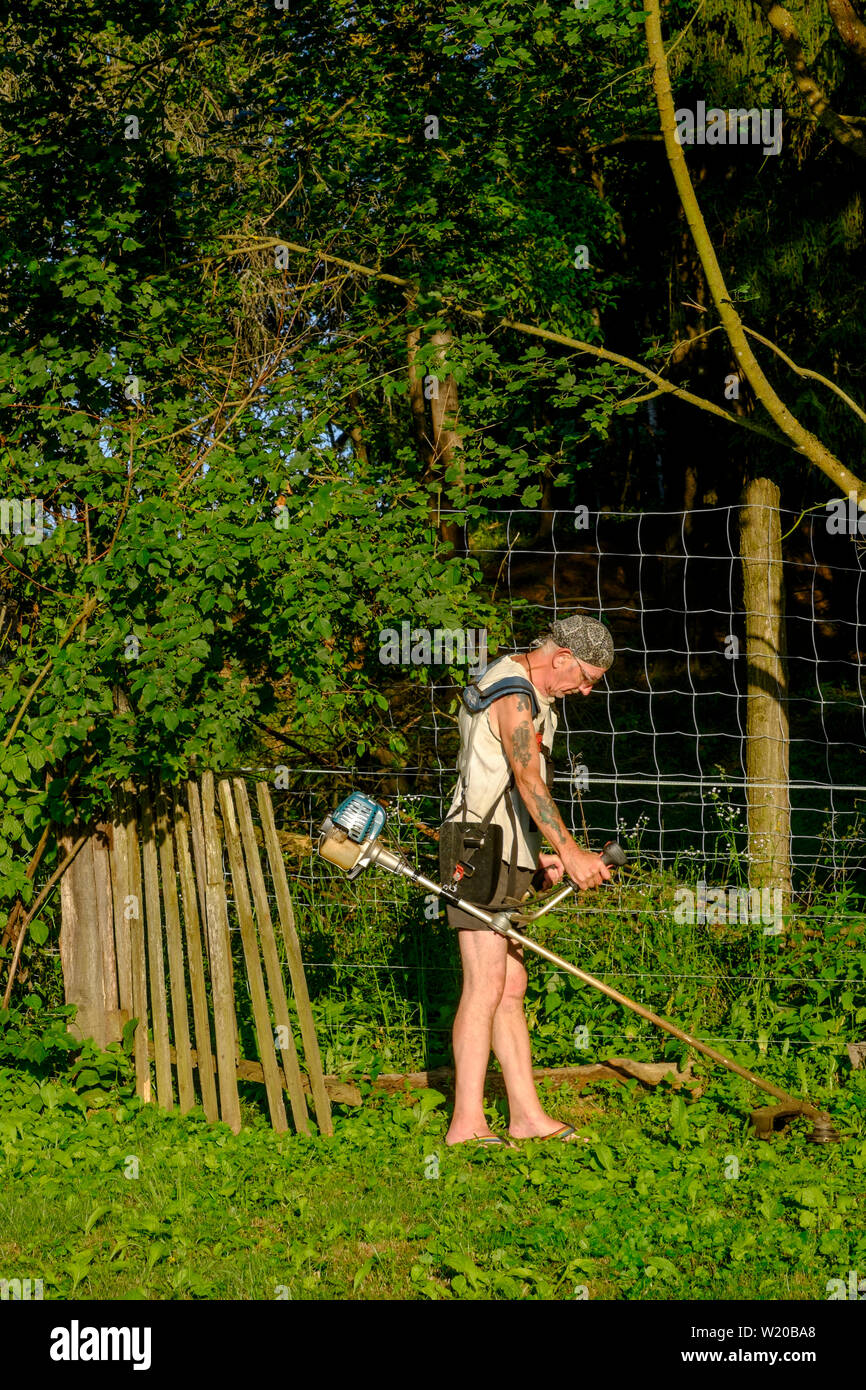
[548,614,614,669]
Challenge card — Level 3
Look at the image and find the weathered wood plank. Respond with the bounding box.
[217,779,288,1133]
[156,787,195,1113]
[141,1054,674,1110]
[58,822,118,1048]
[198,772,242,1134]
[121,788,151,1103]
[109,792,133,1025]
[232,778,309,1134]
[185,778,211,968]
[173,800,219,1124]
[140,787,173,1109]
[188,778,238,1057]
[256,782,333,1135]
[367,1061,694,1094]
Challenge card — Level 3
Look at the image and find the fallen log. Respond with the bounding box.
[144,1041,695,1110]
[366,1056,695,1099]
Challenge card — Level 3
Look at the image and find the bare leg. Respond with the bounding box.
[492,945,565,1139]
[445,929,508,1144]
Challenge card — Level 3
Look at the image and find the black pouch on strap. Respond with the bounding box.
[438,821,504,903]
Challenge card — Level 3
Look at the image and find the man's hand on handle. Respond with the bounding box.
[560,844,612,891]
[537,852,565,887]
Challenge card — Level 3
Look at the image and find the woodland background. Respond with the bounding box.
[1,0,866,982]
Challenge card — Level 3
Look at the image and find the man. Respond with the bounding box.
[441,614,614,1147]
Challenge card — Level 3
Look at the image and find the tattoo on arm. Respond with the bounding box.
[510,720,533,769]
[526,782,568,847]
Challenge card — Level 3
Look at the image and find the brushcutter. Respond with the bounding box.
[317,792,840,1143]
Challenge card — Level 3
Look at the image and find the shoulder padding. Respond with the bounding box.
[460,677,540,719]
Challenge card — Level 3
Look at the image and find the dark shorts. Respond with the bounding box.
[444,858,537,932]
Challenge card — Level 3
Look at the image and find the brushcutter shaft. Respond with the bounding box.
[496,924,821,1117]
[386,850,814,1114]
[318,800,830,1130]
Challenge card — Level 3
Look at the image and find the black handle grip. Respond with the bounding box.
[601,840,628,868]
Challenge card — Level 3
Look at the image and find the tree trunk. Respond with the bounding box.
[428,328,464,554]
[407,314,464,554]
[739,478,792,903]
[58,820,121,1047]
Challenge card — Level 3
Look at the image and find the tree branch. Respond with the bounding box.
[827,0,866,75]
[2,832,88,1008]
[755,0,866,157]
[230,237,792,449]
[2,597,99,751]
[645,0,866,503]
[743,325,866,428]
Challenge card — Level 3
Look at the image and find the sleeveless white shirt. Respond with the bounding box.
[445,656,558,869]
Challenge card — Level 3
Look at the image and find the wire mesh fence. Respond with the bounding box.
[33,504,863,1078]
[205,503,866,1074]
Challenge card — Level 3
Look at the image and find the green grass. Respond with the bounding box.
[4,833,866,1302]
[2,1054,865,1301]
[286,853,866,1089]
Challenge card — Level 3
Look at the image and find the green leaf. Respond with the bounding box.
[352,1255,376,1293]
[593,1143,616,1173]
[83,1205,112,1236]
[670,1095,689,1143]
[28,918,49,945]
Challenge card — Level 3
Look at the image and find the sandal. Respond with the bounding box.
[539,1124,590,1144]
[446,1133,518,1149]
[514,1124,590,1144]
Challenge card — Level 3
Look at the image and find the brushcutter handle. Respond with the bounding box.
[600,840,628,868]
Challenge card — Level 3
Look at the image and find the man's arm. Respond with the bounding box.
[492,693,611,891]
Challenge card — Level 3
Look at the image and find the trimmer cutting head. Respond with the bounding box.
[750,1102,841,1143]
[807,1113,842,1143]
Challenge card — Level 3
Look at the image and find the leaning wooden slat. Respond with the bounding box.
[123,787,151,1103]
[217,780,288,1134]
[109,789,133,1024]
[173,800,219,1124]
[140,786,173,1110]
[188,778,238,1059]
[256,782,333,1135]
[156,786,195,1114]
[185,778,211,968]
[232,778,309,1134]
[198,772,242,1134]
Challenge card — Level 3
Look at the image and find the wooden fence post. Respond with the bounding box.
[739,478,792,903]
[232,778,310,1134]
[173,799,219,1123]
[58,820,119,1048]
[257,782,333,1135]
[217,779,288,1133]
[120,788,152,1101]
[156,787,196,1113]
[199,771,242,1134]
[140,788,173,1108]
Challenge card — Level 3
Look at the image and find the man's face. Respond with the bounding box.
[550,649,607,697]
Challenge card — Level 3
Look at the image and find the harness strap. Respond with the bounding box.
[445,664,548,891]
[461,676,539,719]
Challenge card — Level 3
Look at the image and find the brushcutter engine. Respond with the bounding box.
[317,792,406,880]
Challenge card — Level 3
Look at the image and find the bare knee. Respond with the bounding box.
[457,932,509,1015]
[497,955,528,1011]
[459,960,507,1016]
[461,969,507,1017]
